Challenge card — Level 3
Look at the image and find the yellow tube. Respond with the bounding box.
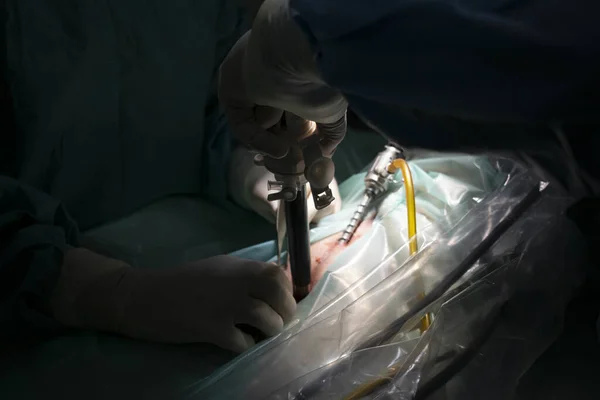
[343,367,399,400]
[387,159,418,256]
[341,159,430,400]
[388,158,430,332]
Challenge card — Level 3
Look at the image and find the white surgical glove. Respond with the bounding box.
[228,146,342,224]
[219,0,347,159]
[51,248,296,353]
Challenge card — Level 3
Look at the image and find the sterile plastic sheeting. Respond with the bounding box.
[420,201,584,400]
[198,153,502,396]
[217,154,506,381]
[296,155,503,321]
[193,156,514,395]
[191,157,584,400]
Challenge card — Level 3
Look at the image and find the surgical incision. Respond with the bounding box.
[285,217,374,289]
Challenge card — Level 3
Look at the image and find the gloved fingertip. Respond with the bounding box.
[240,331,256,350]
[226,330,256,353]
[274,288,296,324]
[267,263,294,294]
[283,298,297,323]
[254,106,284,130]
[248,130,291,159]
[318,139,343,157]
[259,143,290,159]
[316,116,346,156]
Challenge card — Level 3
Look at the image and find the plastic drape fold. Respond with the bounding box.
[192,156,584,400]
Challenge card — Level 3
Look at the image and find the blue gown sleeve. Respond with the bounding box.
[290,0,600,151]
[0,176,79,342]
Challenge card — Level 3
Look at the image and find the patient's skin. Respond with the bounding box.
[285,218,374,289]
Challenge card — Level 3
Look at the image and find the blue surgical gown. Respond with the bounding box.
[291,0,600,178]
[0,0,243,341]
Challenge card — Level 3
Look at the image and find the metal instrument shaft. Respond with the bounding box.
[339,190,375,244]
[284,185,311,301]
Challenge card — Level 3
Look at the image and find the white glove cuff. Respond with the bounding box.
[229,146,342,225]
[228,146,278,223]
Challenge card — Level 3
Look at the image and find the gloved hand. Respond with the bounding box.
[51,248,296,352]
[219,0,348,159]
[229,145,342,224]
[228,112,343,224]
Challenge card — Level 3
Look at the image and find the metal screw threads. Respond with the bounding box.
[338,144,403,244]
[339,191,374,244]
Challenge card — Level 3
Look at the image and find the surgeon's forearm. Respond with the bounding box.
[50,247,131,333]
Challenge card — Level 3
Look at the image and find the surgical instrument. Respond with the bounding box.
[283,185,311,300]
[255,121,336,301]
[339,144,403,244]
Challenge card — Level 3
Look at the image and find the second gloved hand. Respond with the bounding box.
[52,249,296,353]
[117,256,296,352]
[219,0,347,159]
